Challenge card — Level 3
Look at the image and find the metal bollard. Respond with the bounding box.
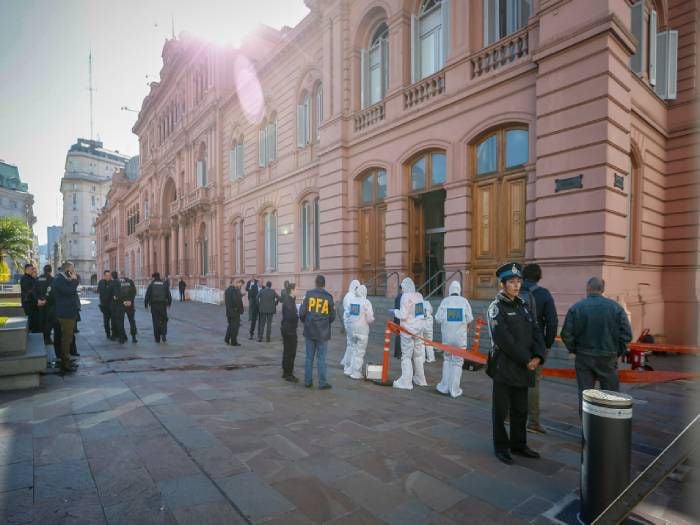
[580,389,634,524]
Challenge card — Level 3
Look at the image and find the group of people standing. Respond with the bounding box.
[20,262,82,374]
[97,271,172,344]
[224,275,336,388]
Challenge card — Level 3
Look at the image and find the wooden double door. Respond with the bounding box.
[471,174,527,298]
[358,204,386,295]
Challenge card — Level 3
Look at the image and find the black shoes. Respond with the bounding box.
[495,451,514,465]
[161,334,166,342]
[155,337,160,343]
[232,342,240,346]
[132,335,138,343]
[283,375,299,383]
[511,447,540,459]
[319,384,332,390]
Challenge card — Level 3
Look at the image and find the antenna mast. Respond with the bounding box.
[88,49,95,140]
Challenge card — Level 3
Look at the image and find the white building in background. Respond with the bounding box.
[59,138,129,283]
[0,159,36,280]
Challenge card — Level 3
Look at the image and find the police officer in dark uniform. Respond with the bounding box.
[299,274,336,389]
[97,270,113,339]
[33,265,54,345]
[20,263,39,332]
[245,276,261,339]
[486,262,546,465]
[145,272,172,343]
[111,271,138,344]
[224,279,244,346]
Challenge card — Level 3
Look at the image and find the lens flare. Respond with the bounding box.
[233,54,265,124]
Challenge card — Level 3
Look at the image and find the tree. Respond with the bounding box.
[0,217,34,282]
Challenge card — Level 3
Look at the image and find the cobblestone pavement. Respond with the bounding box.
[0,299,697,524]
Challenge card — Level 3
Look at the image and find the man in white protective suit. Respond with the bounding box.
[340,279,360,372]
[348,285,374,379]
[392,277,428,389]
[435,280,474,398]
[423,300,435,363]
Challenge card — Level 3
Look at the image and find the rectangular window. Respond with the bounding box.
[315,88,323,141]
[484,0,529,46]
[314,198,320,269]
[264,211,277,272]
[629,1,644,74]
[297,100,309,148]
[655,30,678,100]
[259,128,267,167]
[196,160,207,186]
[237,143,244,178]
[301,203,310,270]
[266,121,277,162]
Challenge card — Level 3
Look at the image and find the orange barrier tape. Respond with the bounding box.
[388,322,700,384]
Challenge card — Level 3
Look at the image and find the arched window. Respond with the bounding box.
[229,135,245,180]
[410,150,446,191]
[300,196,320,271]
[474,127,528,176]
[263,209,277,272]
[483,0,530,46]
[258,116,277,167]
[411,0,449,82]
[297,92,311,148]
[362,23,389,108]
[232,218,244,274]
[314,84,323,142]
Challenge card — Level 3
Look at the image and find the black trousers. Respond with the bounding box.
[112,303,137,340]
[258,312,273,340]
[492,380,528,453]
[150,303,168,339]
[179,289,185,301]
[249,302,259,336]
[37,305,53,343]
[99,304,112,335]
[226,314,241,344]
[282,331,297,377]
[23,301,40,333]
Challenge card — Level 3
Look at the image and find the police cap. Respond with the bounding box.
[496,262,523,283]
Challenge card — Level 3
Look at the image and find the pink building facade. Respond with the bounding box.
[96,0,699,345]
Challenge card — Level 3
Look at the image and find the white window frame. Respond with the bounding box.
[264,210,278,272]
[297,95,310,148]
[655,30,678,100]
[315,85,323,141]
[483,0,529,47]
[196,159,207,187]
[412,0,449,82]
[229,140,245,181]
[363,24,389,108]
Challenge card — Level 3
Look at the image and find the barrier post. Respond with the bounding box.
[378,325,392,386]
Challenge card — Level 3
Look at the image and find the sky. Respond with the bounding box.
[0,0,309,244]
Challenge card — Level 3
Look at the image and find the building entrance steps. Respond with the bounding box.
[0,333,47,390]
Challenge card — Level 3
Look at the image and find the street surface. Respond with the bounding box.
[0,299,697,524]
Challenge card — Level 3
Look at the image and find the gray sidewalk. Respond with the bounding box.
[0,299,697,524]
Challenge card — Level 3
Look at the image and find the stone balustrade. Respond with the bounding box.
[354,102,385,132]
[403,71,445,110]
[470,28,530,79]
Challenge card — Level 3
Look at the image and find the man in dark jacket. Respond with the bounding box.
[178,277,187,301]
[53,261,79,373]
[145,272,172,343]
[33,264,54,345]
[97,270,113,338]
[20,263,39,332]
[280,281,299,382]
[299,274,335,389]
[560,277,632,409]
[224,279,244,346]
[257,281,278,342]
[521,264,558,434]
[111,271,138,344]
[245,276,261,339]
[487,262,546,465]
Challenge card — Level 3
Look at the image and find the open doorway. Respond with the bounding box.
[409,188,446,296]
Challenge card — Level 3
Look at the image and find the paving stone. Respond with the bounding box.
[272,476,356,523]
[190,446,249,480]
[0,433,33,465]
[32,414,78,438]
[103,493,177,525]
[218,471,295,521]
[135,435,200,481]
[32,493,106,524]
[0,460,33,492]
[94,463,159,507]
[347,451,416,483]
[34,432,86,466]
[117,405,162,432]
[264,433,310,460]
[0,487,33,525]
[75,413,127,442]
[298,453,360,483]
[403,471,465,512]
[379,499,433,525]
[170,501,247,525]
[169,426,222,451]
[450,470,531,512]
[327,508,387,525]
[35,459,97,500]
[157,474,224,509]
[510,495,554,520]
[333,472,410,517]
[442,495,529,524]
